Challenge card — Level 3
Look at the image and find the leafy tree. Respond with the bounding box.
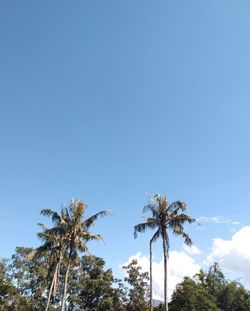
[205,263,225,300]
[67,255,125,311]
[0,248,57,311]
[10,247,48,310]
[169,277,220,311]
[134,193,196,311]
[169,263,250,311]
[0,259,18,310]
[218,281,250,311]
[197,263,250,310]
[122,259,150,311]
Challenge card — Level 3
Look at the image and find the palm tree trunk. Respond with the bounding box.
[45,255,62,311]
[150,239,153,311]
[53,257,61,298]
[61,255,71,311]
[163,238,168,311]
[45,266,57,311]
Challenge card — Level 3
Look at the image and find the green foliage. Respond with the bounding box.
[9,247,49,310]
[2,247,250,311]
[0,259,18,310]
[169,263,250,311]
[0,255,47,311]
[218,281,250,311]
[154,303,165,311]
[1,198,250,311]
[170,277,219,311]
[0,250,127,311]
[67,255,125,311]
[123,259,150,311]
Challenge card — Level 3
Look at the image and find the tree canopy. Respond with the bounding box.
[1,197,250,311]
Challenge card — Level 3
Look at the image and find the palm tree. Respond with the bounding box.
[30,219,66,311]
[134,193,196,311]
[41,198,109,311]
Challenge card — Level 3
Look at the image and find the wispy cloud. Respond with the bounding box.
[197,216,241,225]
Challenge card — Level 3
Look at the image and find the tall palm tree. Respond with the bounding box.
[29,217,66,311]
[41,198,109,311]
[134,193,196,311]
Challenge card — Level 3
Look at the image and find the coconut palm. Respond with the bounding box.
[40,198,109,311]
[29,217,66,311]
[39,226,65,311]
[134,193,196,311]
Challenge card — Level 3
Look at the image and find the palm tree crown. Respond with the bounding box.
[41,198,109,257]
[134,193,196,251]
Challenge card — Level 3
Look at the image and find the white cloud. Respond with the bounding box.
[122,250,200,301]
[207,226,250,283]
[183,244,201,255]
[122,226,250,302]
[197,216,241,225]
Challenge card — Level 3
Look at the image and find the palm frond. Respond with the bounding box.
[37,231,49,241]
[78,241,90,255]
[172,228,193,246]
[143,216,158,228]
[37,227,66,246]
[134,221,158,238]
[143,204,159,218]
[150,228,161,243]
[168,201,187,213]
[83,210,110,228]
[40,209,62,225]
[81,231,103,242]
[37,223,48,231]
[36,242,53,254]
[26,249,37,261]
[27,241,53,261]
[61,207,70,223]
[170,213,196,226]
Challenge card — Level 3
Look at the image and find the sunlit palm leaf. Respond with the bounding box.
[83,210,110,228]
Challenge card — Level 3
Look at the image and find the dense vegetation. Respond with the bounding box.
[1,196,250,310]
[1,250,250,310]
[169,262,250,311]
[0,250,149,310]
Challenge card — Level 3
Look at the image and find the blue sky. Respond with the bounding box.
[1,0,250,286]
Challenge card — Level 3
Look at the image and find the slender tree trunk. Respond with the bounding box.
[150,239,153,311]
[61,255,71,311]
[45,256,61,311]
[53,257,61,298]
[163,238,168,311]
[45,266,57,311]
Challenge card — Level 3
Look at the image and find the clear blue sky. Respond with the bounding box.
[1,0,250,276]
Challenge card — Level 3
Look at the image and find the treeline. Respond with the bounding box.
[1,249,250,311]
[1,196,250,310]
[0,249,149,310]
[169,262,250,311]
